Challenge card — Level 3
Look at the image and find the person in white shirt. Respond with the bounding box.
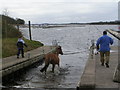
[17,36,27,58]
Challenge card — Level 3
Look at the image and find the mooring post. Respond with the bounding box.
[28,21,32,40]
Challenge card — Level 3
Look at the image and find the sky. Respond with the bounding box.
[0,0,120,24]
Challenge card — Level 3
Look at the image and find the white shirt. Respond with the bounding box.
[18,38,25,44]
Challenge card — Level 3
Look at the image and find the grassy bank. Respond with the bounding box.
[1,15,44,58]
[2,38,43,58]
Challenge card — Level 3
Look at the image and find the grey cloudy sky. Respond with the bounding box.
[0,0,119,23]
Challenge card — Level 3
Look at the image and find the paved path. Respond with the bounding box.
[95,46,119,88]
[78,46,120,89]
[1,46,56,77]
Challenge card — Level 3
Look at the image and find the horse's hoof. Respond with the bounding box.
[40,70,44,73]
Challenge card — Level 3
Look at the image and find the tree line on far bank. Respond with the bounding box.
[88,21,120,25]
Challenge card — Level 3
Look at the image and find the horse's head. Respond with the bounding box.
[57,46,63,55]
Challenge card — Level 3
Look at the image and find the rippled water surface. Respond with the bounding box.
[4,25,118,89]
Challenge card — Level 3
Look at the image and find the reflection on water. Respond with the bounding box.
[3,25,118,89]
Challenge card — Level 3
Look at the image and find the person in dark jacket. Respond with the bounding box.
[17,36,27,58]
[96,31,113,68]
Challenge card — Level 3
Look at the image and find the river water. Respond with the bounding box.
[3,25,118,89]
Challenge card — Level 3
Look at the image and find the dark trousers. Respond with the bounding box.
[17,48,24,57]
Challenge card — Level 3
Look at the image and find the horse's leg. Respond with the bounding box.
[52,64,55,73]
[57,63,60,72]
[40,64,49,74]
[40,66,45,72]
[58,63,60,68]
[44,64,49,74]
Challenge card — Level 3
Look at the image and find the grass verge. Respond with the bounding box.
[2,38,44,58]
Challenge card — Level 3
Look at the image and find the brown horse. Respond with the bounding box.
[40,46,63,74]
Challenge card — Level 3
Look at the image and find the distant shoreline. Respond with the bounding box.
[18,23,119,29]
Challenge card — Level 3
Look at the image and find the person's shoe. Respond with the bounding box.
[17,56,19,59]
[105,63,109,68]
[22,56,24,58]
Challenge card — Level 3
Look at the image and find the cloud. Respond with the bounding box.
[0,0,119,23]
